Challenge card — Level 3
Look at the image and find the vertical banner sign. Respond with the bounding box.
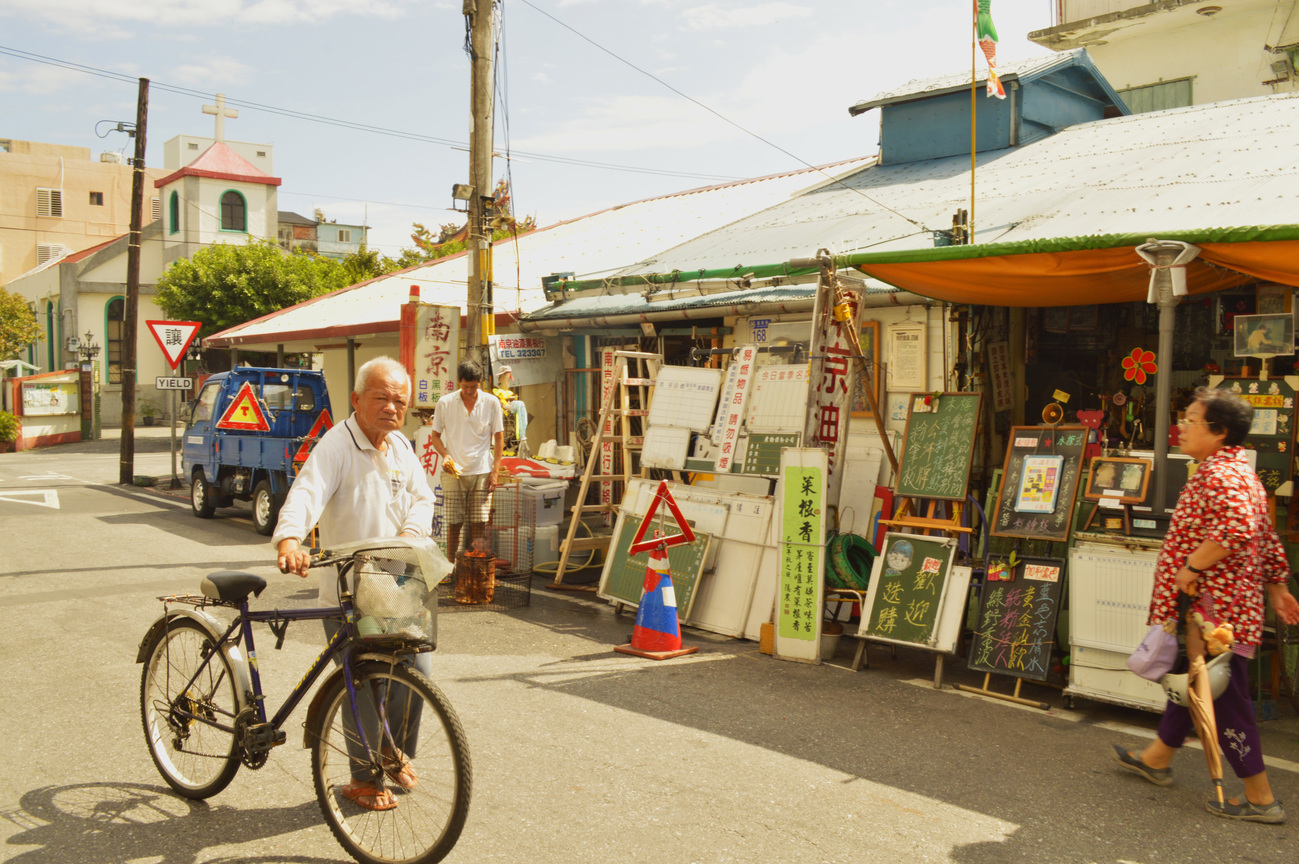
[414,426,448,550]
[600,349,616,526]
[806,290,859,506]
[775,448,827,663]
[713,345,758,472]
[414,304,460,409]
[987,341,1012,412]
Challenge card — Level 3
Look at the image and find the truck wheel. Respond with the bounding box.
[191,474,217,518]
[252,481,280,536]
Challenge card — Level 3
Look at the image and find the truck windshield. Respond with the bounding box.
[192,383,219,423]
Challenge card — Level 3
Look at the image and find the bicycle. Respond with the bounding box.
[136,537,470,864]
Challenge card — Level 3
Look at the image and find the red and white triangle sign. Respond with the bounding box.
[146,320,201,370]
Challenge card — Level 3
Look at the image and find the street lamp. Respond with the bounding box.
[77,331,101,365]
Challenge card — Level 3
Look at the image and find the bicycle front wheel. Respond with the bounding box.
[311,659,471,864]
[140,619,242,798]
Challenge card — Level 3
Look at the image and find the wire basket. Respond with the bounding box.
[347,545,438,646]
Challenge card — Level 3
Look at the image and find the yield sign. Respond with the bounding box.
[293,409,334,462]
[146,320,201,370]
[215,382,271,432]
[628,480,696,554]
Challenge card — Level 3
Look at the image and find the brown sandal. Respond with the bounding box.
[340,781,398,811]
[382,748,419,789]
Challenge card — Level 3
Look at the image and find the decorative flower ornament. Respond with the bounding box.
[1122,348,1158,385]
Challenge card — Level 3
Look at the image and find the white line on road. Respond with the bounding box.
[0,490,59,509]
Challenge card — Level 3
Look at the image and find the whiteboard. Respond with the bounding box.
[648,366,723,432]
[745,365,810,432]
[640,426,691,470]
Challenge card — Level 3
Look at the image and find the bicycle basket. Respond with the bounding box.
[349,545,438,646]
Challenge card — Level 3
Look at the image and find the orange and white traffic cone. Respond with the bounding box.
[615,543,698,660]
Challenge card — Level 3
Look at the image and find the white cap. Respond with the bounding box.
[497,365,512,378]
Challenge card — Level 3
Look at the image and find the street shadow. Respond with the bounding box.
[1,782,333,864]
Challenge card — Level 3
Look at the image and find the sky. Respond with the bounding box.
[0,1,1059,260]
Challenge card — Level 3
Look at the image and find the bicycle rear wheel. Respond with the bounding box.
[140,619,242,798]
[311,659,471,864]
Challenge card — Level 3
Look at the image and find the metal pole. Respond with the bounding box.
[169,390,179,488]
[119,77,148,485]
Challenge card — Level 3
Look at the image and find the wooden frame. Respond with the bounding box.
[1234,312,1295,358]
[850,320,881,418]
[1084,456,1152,504]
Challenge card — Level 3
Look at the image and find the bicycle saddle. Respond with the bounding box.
[201,571,268,603]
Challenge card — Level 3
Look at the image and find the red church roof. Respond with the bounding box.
[154,141,281,188]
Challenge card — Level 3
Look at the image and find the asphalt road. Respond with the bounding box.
[2,430,1298,863]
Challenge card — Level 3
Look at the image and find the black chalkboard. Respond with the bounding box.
[990,425,1087,541]
[967,556,1065,682]
[1215,378,1296,495]
[860,532,957,648]
[895,392,982,501]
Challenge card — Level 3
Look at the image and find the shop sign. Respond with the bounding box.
[776,448,826,661]
[806,290,858,505]
[712,345,758,472]
[987,341,1012,412]
[414,304,459,409]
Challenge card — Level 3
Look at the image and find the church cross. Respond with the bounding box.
[202,94,239,142]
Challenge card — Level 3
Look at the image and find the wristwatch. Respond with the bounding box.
[1185,562,1204,574]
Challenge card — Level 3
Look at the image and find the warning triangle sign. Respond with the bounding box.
[629,480,696,554]
[215,382,272,432]
[145,320,202,370]
[293,409,334,462]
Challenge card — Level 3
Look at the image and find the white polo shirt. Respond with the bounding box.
[273,415,437,604]
[431,388,503,475]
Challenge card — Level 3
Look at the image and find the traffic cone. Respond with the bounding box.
[614,544,698,660]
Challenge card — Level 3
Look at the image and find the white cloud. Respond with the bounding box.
[169,56,255,88]
[1,0,415,30]
[680,2,811,31]
[0,64,89,94]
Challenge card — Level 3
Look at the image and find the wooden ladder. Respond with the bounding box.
[552,350,662,588]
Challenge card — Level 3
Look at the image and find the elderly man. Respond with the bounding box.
[427,361,504,560]
[274,355,442,812]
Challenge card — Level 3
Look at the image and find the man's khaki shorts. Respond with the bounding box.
[442,472,492,524]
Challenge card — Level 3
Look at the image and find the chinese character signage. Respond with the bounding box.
[712,345,757,471]
[1216,377,1296,496]
[600,349,616,526]
[859,532,956,648]
[967,556,1064,682]
[414,304,460,409]
[775,448,826,663]
[987,341,1012,413]
[805,290,859,506]
[415,426,448,549]
[489,334,563,387]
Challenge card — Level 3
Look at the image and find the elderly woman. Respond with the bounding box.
[1111,387,1299,823]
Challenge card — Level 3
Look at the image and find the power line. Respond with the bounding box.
[514,0,931,233]
[0,45,742,183]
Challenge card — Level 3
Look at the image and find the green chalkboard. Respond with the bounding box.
[859,532,956,648]
[895,392,982,501]
[597,511,711,615]
[967,556,1065,682]
[990,425,1087,542]
[739,432,800,475]
[1216,378,1296,495]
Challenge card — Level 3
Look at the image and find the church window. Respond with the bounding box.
[169,191,180,234]
[220,190,247,232]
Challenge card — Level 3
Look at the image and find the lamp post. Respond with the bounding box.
[77,331,101,440]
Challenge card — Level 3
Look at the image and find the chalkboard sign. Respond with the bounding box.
[990,426,1087,542]
[895,392,982,501]
[598,511,712,615]
[858,532,956,648]
[967,556,1065,682]
[1215,377,1297,495]
[739,432,799,475]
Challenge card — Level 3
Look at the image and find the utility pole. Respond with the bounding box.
[465,0,496,370]
[120,77,148,485]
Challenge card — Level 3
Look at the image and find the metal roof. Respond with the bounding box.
[206,158,873,349]
[609,92,1299,281]
[848,49,1097,114]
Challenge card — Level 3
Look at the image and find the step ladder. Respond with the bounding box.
[552,350,662,588]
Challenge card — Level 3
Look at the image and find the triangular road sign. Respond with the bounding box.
[146,320,202,370]
[215,382,271,432]
[629,480,696,554]
[293,409,334,462]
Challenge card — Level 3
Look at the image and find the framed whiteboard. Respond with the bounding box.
[648,366,723,432]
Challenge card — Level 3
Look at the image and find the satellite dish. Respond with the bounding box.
[1042,403,1065,425]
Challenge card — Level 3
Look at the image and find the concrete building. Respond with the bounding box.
[276,209,368,260]
[0,138,165,288]
[1030,0,1299,111]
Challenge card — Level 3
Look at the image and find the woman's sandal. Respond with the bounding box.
[382,748,419,790]
[340,781,398,811]
[1111,745,1173,787]
[1207,797,1286,824]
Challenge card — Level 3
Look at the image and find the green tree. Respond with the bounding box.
[0,286,42,360]
[155,239,350,338]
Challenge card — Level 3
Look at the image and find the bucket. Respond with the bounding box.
[534,525,560,567]
[820,621,844,660]
[455,551,495,605]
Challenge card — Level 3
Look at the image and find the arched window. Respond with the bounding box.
[220,190,246,232]
[106,297,124,385]
[169,190,180,234]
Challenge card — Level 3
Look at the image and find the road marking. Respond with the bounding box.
[0,490,60,509]
[19,473,75,481]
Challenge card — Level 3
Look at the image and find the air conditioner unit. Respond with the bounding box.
[99,151,124,164]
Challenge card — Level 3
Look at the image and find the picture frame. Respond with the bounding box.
[850,320,882,418]
[1015,454,1064,513]
[1084,456,1152,504]
[886,322,926,391]
[1234,312,1295,357]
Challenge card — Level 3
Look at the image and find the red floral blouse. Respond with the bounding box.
[1149,446,1290,650]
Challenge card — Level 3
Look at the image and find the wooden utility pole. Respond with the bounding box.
[465,0,496,369]
[120,77,148,485]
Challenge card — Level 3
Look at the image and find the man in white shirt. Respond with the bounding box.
[427,361,504,560]
[273,356,440,811]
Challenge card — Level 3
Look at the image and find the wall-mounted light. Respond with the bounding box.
[451,184,474,213]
